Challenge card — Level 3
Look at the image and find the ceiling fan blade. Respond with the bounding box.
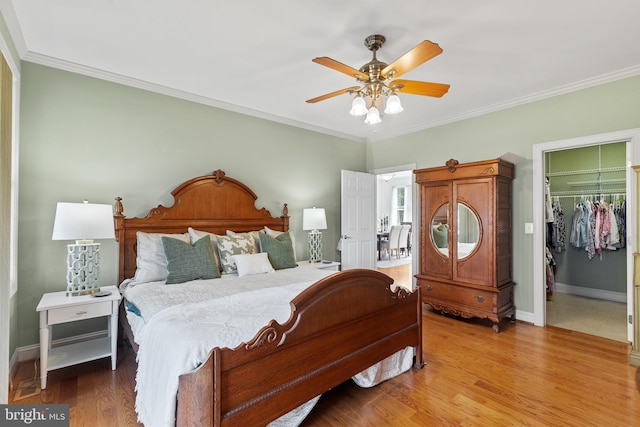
[306,86,361,103]
[389,80,450,98]
[381,40,443,79]
[312,57,370,80]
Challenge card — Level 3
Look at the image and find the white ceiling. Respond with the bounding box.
[3,1,640,142]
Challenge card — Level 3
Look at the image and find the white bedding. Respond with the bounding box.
[437,242,476,258]
[124,265,413,427]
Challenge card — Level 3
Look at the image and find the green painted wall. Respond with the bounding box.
[15,62,365,348]
[366,74,640,313]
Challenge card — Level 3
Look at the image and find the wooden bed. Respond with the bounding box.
[114,169,423,426]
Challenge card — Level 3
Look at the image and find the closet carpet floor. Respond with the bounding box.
[546,291,628,342]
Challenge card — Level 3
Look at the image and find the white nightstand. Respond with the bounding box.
[298,260,341,271]
[36,285,121,389]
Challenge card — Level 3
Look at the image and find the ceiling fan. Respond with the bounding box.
[306,34,450,124]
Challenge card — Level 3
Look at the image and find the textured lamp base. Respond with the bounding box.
[66,243,101,296]
[308,231,323,263]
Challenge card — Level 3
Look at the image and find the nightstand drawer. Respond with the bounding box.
[47,300,112,325]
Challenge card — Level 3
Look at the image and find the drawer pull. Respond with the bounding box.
[475,295,485,302]
[425,285,433,291]
[75,310,88,315]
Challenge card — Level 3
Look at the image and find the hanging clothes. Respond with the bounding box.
[569,196,626,258]
[545,246,557,300]
[545,177,554,223]
[606,202,620,249]
[549,198,565,253]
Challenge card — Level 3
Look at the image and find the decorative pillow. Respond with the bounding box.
[188,227,223,272]
[161,235,221,284]
[233,252,275,277]
[217,233,258,274]
[264,226,297,261]
[258,232,297,270]
[134,231,190,283]
[432,223,449,249]
[226,229,262,252]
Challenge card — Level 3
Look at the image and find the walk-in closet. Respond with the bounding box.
[545,142,627,341]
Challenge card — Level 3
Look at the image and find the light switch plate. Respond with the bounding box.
[524,222,534,234]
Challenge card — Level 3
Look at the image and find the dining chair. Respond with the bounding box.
[380,225,402,259]
[398,224,410,257]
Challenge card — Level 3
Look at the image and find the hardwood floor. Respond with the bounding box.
[9,265,640,426]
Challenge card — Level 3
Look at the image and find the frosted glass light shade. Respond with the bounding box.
[384,94,404,114]
[349,97,368,116]
[364,106,382,124]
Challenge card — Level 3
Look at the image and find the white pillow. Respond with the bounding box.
[264,226,297,261]
[134,231,190,283]
[188,227,223,272]
[233,252,275,277]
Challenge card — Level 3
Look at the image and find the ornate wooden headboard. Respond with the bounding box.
[114,169,289,283]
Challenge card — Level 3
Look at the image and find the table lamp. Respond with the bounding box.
[302,207,327,263]
[52,201,115,295]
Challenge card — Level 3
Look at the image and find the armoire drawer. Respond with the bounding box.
[420,280,495,311]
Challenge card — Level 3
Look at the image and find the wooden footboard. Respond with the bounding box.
[176,269,423,427]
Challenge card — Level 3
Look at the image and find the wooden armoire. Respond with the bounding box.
[414,158,515,332]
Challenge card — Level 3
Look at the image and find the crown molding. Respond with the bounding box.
[22,51,366,144]
[19,50,640,145]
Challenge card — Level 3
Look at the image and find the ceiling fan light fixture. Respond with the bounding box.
[349,96,368,116]
[364,106,381,125]
[384,93,403,115]
[307,34,449,127]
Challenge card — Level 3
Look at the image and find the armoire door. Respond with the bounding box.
[420,181,452,280]
[453,178,493,286]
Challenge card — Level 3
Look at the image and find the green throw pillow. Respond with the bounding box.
[161,235,221,284]
[432,223,449,249]
[258,232,297,270]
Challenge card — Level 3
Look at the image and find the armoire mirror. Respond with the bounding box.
[430,202,480,259]
[457,203,480,259]
[430,204,449,256]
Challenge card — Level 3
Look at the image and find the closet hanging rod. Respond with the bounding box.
[566,178,626,186]
[550,188,626,196]
[546,166,626,177]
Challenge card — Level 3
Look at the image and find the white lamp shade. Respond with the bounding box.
[52,202,115,241]
[384,94,404,114]
[364,106,382,124]
[349,97,368,116]
[302,208,327,231]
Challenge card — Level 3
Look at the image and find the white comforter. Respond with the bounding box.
[123,266,413,427]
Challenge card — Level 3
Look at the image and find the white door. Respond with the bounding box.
[340,170,376,270]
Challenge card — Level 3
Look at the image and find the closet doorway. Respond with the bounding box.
[545,143,628,341]
[533,129,640,344]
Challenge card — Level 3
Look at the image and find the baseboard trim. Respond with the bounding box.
[514,309,535,324]
[555,282,626,303]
